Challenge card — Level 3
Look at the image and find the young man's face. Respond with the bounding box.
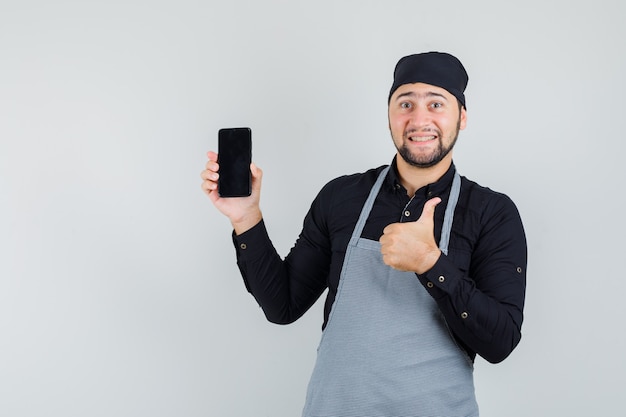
[388,83,467,169]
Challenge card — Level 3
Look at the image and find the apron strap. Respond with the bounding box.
[351,166,390,240]
[439,172,461,255]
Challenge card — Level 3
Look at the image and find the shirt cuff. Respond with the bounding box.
[231,219,272,262]
[416,254,463,299]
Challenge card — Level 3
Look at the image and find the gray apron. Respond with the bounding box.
[302,166,479,417]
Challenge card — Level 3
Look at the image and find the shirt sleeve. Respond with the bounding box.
[232,194,332,325]
[416,193,527,364]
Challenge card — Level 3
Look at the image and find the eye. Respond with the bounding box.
[430,102,443,109]
[400,101,412,109]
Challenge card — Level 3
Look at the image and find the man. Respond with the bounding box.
[201,52,527,416]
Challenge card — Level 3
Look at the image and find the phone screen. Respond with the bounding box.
[218,127,252,197]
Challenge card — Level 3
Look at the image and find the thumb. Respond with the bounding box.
[250,162,262,178]
[250,162,263,192]
[417,197,442,223]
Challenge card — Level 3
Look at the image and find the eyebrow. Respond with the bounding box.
[395,91,449,102]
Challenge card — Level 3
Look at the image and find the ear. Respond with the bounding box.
[459,107,467,131]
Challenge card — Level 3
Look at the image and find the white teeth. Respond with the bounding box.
[410,136,435,142]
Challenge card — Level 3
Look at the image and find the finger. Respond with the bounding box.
[379,232,388,247]
[417,197,442,222]
[200,169,218,182]
[250,162,262,179]
[201,181,214,197]
[201,176,218,191]
[250,163,263,194]
[381,253,392,267]
[381,222,398,237]
[205,151,219,171]
[205,159,219,172]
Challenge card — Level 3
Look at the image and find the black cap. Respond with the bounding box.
[388,52,469,108]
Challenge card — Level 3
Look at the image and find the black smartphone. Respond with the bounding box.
[217,127,252,197]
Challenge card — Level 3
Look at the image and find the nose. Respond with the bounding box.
[410,105,432,128]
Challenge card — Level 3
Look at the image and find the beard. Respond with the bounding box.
[395,117,461,168]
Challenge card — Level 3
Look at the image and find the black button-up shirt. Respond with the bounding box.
[233,158,527,363]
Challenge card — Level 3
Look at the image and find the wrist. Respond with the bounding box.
[231,210,263,235]
[416,249,442,275]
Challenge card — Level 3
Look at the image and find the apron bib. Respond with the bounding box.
[302,166,479,417]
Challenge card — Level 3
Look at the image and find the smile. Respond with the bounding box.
[408,135,436,142]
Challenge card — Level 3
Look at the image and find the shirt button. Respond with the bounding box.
[438,275,445,283]
[461,312,469,319]
[404,210,410,217]
[240,243,247,250]
[426,282,434,288]
[517,266,523,273]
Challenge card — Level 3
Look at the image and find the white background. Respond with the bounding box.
[2,1,625,416]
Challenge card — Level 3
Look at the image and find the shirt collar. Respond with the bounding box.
[385,155,457,198]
